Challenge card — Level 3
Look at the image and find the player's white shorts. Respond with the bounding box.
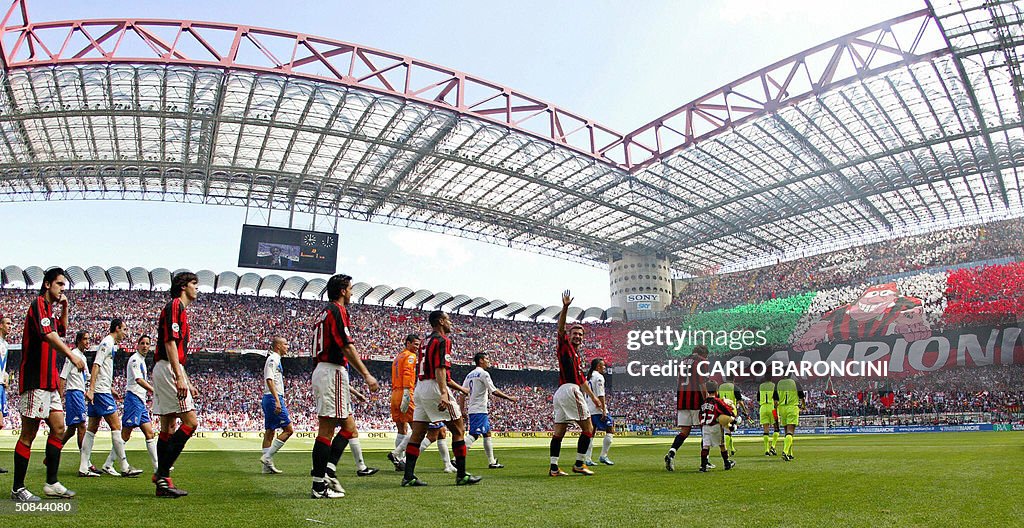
[413,379,462,423]
[552,383,590,424]
[18,389,63,419]
[701,424,723,448]
[152,360,196,416]
[312,362,352,419]
[677,409,700,427]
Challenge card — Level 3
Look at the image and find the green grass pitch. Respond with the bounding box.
[0,433,1021,527]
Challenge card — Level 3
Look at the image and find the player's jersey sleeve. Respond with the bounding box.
[591,373,605,398]
[94,341,111,370]
[482,371,497,394]
[263,355,276,382]
[31,300,53,336]
[128,357,144,381]
[328,306,355,349]
[59,354,72,380]
[161,300,183,342]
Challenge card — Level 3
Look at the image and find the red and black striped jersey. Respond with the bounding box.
[676,356,708,410]
[698,396,735,426]
[19,295,66,392]
[417,332,451,382]
[556,334,586,386]
[313,302,354,366]
[822,297,921,341]
[155,298,190,364]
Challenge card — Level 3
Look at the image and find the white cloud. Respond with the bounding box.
[387,229,473,269]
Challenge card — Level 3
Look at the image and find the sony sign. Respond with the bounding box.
[626,294,660,303]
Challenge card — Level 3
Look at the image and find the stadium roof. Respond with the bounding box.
[0,264,622,322]
[0,0,1022,275]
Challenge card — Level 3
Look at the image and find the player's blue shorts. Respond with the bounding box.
[427,421,444,430]
[591,413,614,431]
[65,390,87,426]
[87,392,117,418]
[468,413,490,436]
[261,394,291,430]
[122,392,151,428]
[0,385,7,417]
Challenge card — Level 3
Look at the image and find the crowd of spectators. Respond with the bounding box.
[674,218,1024,312]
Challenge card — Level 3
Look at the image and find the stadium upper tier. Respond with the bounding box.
[1,1,1023,275]
[0,263,625,322]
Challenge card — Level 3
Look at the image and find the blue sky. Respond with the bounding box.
[0,0,922,309]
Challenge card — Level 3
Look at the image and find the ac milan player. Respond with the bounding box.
[309,273,380,499]
[151,272,200,498]
[11,267,86,502]
[548,290,603,477]
[665,345,710,472]
[400,310,479,487]
[0,315,10,474]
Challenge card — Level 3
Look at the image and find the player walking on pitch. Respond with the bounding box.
[759,376,781,456]
[260,337,294,474]
[152,272,200,497]
[698,395,737,472]
[309,274,380,499]
[11,267,85,501]
[120,335,159,473]
[85,318,143,477]
[549,290,603,477]
[774,376,805,461]
[716,379,745,457]
[57,330,98,477]
[400,310,480,487]
[387,334,420,471]
[584,358,615,466]
[665,345,711,471]
[462,352,519,469]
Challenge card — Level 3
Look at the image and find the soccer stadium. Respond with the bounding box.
[0,0,1022,525]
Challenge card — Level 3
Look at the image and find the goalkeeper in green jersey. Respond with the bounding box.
[715,381,745,457]
[758,377,781,456]
[773,376,806,461]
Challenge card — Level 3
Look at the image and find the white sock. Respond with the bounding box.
[585,441,594,461]
[483,436,495,465]
[601,433,613,458]
[349,438,366,471]
[437,438,451,466]
[111,431,128,471]
[80,431,95,472]
[262,447,270,458]
[392,434,411,459]
[575,451,586,462]
[420,438,432,451]
[103,449,115,469]
[465,434,476,449]
[550,456,559,465]
[146,438,159,472]
[394,433,405,450]
[267,438,286,458]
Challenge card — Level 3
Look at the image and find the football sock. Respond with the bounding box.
[549,436,563,471]
[601,433,613,458]
[420,438,432,451]
[725,434,733,453]
[700,448,709,468]
[453,440,467,479]
[437,438,451,466]
[721,450,729,463]
[81,431,96,473]
[465,434,476,449]
[403,445,420,481]
[111,431,128,471]
[13,441,30,490]
[327,430,354,475]
[771,431,779,448]
[585,440,595,461]
[392,434,411,460]
[669,432,686,456]
[165,424,194,473]
[45,436,62,484]
[156,432,171,477]
[575,431,592,467]
[267,438,286,458]
[349,438,366,470]
[784,434,794,456]
[483,436,495,465]
[311,436,331,481]
[145,438,159,471]
[763,434,770,453]
[104,450,115,469]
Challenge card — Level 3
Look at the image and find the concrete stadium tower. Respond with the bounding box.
[609,251,673,320]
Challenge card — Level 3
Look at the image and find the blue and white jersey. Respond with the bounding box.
[60,347,89,392]
[93,334,117,394]
[587,371,606,415]
[0,336,8,387]
[126,352,149,400]
[463,366,497,414]
[263,352,284,396]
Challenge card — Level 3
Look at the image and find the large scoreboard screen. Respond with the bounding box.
[238,225,338,275]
